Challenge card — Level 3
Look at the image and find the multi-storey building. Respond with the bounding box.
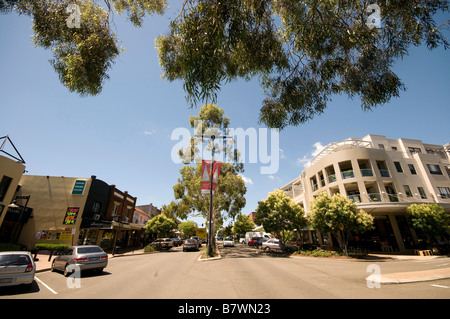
[280,134,450,253]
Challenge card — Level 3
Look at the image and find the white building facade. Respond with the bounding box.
[280,134,450,253]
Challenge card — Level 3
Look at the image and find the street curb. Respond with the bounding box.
[197,248,222,262]
[375,267,450,284]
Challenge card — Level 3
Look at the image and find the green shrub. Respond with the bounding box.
[34,243,68,251]
[144,245,157,253]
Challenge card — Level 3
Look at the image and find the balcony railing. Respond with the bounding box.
[360,169,373,177]
[348,194,361,203]
[328,174,336,183]
[387,194,399,202]
[366,193,381,202]
[341,170,354,179]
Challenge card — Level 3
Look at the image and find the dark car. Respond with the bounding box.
[151,238,174,250]
[171,238,183,247]
[183,239,199,252]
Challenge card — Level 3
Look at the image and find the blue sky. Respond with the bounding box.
[1,7,449,227]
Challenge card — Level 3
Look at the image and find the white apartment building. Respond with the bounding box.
[280,134,450,253]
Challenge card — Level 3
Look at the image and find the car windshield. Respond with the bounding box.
[0,254,31,266]
[77,247,103,254]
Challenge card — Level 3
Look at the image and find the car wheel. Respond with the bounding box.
[51,260,57,272]
[64,264,74,277]
[264,247,271,253]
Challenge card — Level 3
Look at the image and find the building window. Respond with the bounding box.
[394,161,403,173]
[378,144,385,150]
[376,161,390,177]
[408,164,417,175]
[438,187,450,199]
[417,187,427,199]
[92,201,101,213]
[403,185,413,197]
[0,176,12,202]
[391,146,398,151]
[112,203,120,217]
[427,164,443,175]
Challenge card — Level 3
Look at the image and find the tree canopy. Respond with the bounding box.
[164,104,246,224]
[309,192,374,253]
[255,189,307,244]
[2,1,448,128]
[144,214,177,238]
[232,213,256,236]
[406,203,449,240]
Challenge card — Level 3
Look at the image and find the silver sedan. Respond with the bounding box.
[51,245,108,276]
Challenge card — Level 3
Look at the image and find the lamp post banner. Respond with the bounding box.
[201,160,222,194]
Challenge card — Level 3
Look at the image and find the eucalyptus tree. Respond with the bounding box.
[2,1,448,128]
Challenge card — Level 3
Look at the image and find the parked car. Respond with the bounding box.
[249,236,265,247]
[171,238,183,247]
[223,236,235,247]
[262,239,285,253]
[51,245,108,277]
[150,238,174,250]
[0,251,36,288]
[190,236,202,247]
[183,239,199,252]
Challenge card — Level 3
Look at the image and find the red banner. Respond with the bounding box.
[201,160,222,195]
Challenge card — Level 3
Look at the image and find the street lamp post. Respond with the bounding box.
[197,133,235,257]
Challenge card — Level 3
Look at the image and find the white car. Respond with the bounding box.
[223,237,235,247]
[0,251,36,288]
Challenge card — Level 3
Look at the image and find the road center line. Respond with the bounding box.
[35,276,58,295]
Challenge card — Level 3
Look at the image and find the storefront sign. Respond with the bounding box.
[72,180,87,195]
[63,207,79,225]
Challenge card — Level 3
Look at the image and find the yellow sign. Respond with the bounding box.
[47,230,72,241]
[196,228,207,240]
[338,223,344,231]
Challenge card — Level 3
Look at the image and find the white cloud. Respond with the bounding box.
[296,142,325,168]
[239,174,253,185]
[267,175,275,180]
[144,129,155,135]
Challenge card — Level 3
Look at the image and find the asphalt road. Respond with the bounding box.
[1,243,450,299]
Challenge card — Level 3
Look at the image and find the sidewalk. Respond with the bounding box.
[33,250,450,284]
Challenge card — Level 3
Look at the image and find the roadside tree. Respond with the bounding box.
[164,104,246,238]
[232,214,255,237]
[144,214,177,238]
[406,203,449,244]
[178,221,197,239]
[255,189,307,244]
[309,192,374,255]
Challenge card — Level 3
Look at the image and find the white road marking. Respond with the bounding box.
[35,276,58,294]
[431,284,449,289]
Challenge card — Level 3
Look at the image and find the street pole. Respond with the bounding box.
[207,135,215,257]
